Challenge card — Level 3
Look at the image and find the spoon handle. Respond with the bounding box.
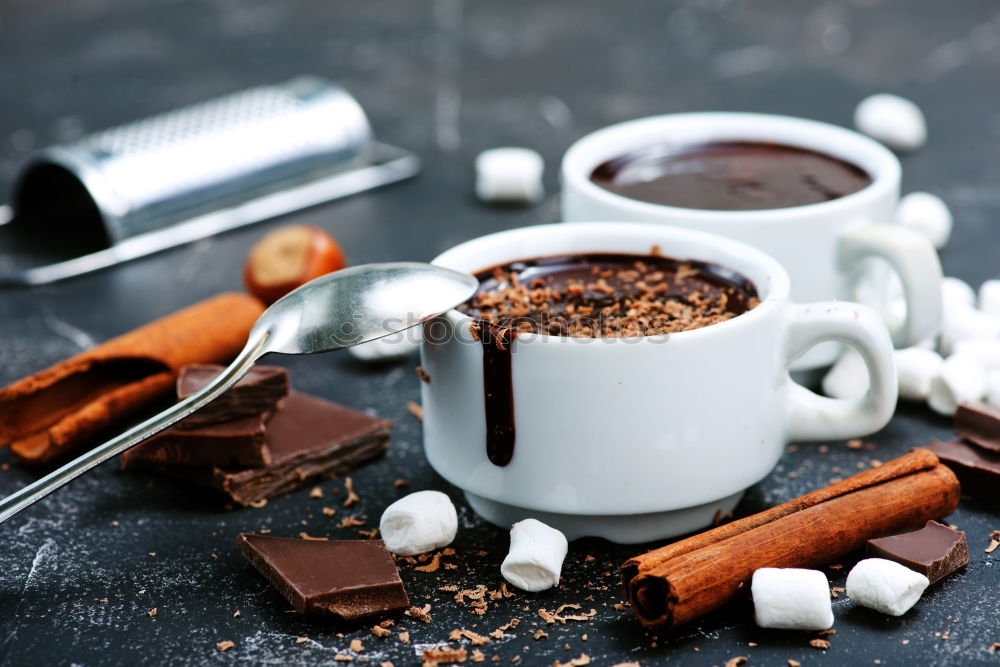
[0,333,268,525]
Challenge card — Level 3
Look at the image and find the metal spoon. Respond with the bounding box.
[0,262,477,524]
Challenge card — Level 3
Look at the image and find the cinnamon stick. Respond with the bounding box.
[622,449,960,633]
[0,293,264,464]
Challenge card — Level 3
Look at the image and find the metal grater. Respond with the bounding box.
[0,76,419,285]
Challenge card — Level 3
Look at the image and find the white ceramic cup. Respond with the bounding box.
[420,222,897,543]
[561,112,942,370]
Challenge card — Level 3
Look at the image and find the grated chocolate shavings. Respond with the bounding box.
[459,255,758,339]
[416,553,443,573]
[421,645,467,666]
[337,515,365,528]
[343,477,360,507]
[448,629,490,646]
[406,604,433,623]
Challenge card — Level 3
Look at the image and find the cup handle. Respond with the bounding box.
[784,302,897,441]
[838,222,942,347]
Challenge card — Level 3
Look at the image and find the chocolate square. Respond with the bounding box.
[176,364,289,427]
[867,520,969,583]
[236,534,408,620]
[122,411,272,468]
[127,392,391,505]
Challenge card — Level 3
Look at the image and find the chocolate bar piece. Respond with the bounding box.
[236,534,408,620]
[955,403,1000,452]
[929,439,1000,502]
[128,392,391,505]
[177,364,288,427]
[867,520,969,583]
[122,411,272,468]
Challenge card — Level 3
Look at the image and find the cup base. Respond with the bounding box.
[464,490,745,544]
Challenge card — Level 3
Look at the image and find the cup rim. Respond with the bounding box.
[430,221,789,343]
[561,111,901,224]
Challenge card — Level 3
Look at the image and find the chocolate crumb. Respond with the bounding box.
[448,629,490,645]
[725,658,747,667]
[989,642,1000,653]
[415,366,431,384]
[233,610,241,618]
[337,515,365,528]
[399,632,410,643]
[147,608,157,617]
[299,532,328,541]
[296,637,309,644]
[372,625,391,638]
[533,630,548,640]
[810,639,831,650]
[323,507,337,517]
[99,598,108,604]
[415,553,442,573]
[309,486,323,499]
[394,479,410,488]
[216,641,235,652]
[343,477,360,507]
[334,655,352,662]
[552,655,590,667]
[471,649,486,663]
[406,604,433,623]
[421,645,467,665]
[350,639,364,652]
[788,661,801,667]
[407,401,424,421]
[986,530,1000,554]
[249,498,268,508]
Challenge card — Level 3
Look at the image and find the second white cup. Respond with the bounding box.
[562,112,942,370]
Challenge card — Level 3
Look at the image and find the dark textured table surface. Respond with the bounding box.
[1,1,999,665]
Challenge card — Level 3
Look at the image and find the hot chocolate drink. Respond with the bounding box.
[456,252,759,466]
[590,141,871,211]
[458,252,759,339]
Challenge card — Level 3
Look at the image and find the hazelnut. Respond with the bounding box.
[244,224,346,304]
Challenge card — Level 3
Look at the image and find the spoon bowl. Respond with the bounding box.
[260,261,478,355]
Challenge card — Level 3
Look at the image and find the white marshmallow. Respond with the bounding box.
[500,519,568,592]
[979,280,1000,317]
[379,490,458,556]
[348,334,421,363]
[895,347,944,401]
[854,94,927,152]
[751,568,834,631]
[951,338,1000,370]
[895,192,953,249]
[846,558,929,616]
[987,369,1000,408]
[940,304,1000,355]
[928,353,988,415]
[941,277,977,311]
[475,147,544,204]
[822,347,868,400]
